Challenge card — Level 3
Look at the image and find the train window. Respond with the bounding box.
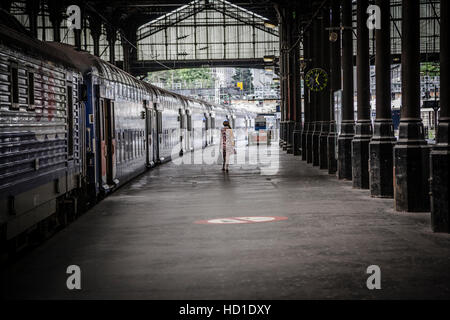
[204,115,209,130]
[28,71,35,107]
[157,112,163,134]
[67,86,74,157]
[100,100,105,141]
[10,64,19,108]
[181,114,186,129]
[111,102,115,138]
[187,114,192,131]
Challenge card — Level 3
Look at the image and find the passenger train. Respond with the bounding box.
[0,10,254,254]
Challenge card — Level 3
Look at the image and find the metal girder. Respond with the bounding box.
[137,1,207,41]
[137,0,278,42]
[130,58,266,75]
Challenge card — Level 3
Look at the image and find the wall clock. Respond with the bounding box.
[305,68,328,92]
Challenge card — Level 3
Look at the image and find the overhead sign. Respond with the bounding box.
[195,216,288,224]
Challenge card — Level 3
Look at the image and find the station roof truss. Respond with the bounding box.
[135,0,279,72]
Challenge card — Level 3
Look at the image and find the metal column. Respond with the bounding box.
[311,18,321,167]
[393,0,430,212]
[327,0,340,174]
[292,17,303,156]
[352,0,373,189]
[319,8,331,170]
[369,0,396,197]
[301,29,311,161]
[430,0,450,231]
[337,0,355,180]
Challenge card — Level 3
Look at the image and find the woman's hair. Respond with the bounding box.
[223,120,231,128]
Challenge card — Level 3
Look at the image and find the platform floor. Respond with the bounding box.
[2,143,450,299]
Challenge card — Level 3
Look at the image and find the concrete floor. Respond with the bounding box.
[2,143,450,299]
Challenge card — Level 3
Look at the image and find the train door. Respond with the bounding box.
[145,101,154,167]
[186,111,192,151]
[156,110,162,162]
[203,113,208,148]
[100,98,117,189]
[210,116,215,145]
[179,108,185,156]
[151,109,158,163]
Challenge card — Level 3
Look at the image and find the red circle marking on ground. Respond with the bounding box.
[195,216,288,225]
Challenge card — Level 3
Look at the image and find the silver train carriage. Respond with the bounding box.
[0,10,254,253]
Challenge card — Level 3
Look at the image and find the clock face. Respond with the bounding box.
[305,68,328,92]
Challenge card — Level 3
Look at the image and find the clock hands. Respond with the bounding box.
[306,68,328,92]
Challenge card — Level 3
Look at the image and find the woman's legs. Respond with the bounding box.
[225,148,230,172]
[222,150,226,170]
[222,149,230,172]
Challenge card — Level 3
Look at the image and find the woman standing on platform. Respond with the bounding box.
[220,120,235,172]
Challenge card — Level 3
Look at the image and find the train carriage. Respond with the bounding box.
[0,9,254,254]
[0,19,83,245]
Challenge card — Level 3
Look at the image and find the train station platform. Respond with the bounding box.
[2,143,450,300]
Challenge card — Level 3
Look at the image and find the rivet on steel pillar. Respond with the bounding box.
[328,0,340,175]
[393,0,430,212]
[337,0,355,180]
[319,8,331,170]
[369,0,396,198]
[352,0,373,189]
[430,0,450,232]
[311,17,321,167]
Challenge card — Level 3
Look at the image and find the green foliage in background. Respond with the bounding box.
[146,68,215,88]
[421,62,440,76]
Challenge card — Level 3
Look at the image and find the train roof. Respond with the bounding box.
[0,10,250,116]
[46,42,147,92]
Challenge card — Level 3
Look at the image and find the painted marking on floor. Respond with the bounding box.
[195,216,288,224]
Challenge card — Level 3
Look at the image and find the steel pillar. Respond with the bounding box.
[337,0,355,180]
[352,0,373,189]
[88,16,101,57]
[319,9,331,170]
[430,0,450,231]
[48,1,63,43]
[122,34,131,73]
[278,10,287,150]
[327,0,340,174]
[291,13,302,156]
[393,0,430,212]
[369,0,396,198]
[301,29,311,161]
[107,26,117,65]
[26,0,39,38]
[311,18,321,167]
